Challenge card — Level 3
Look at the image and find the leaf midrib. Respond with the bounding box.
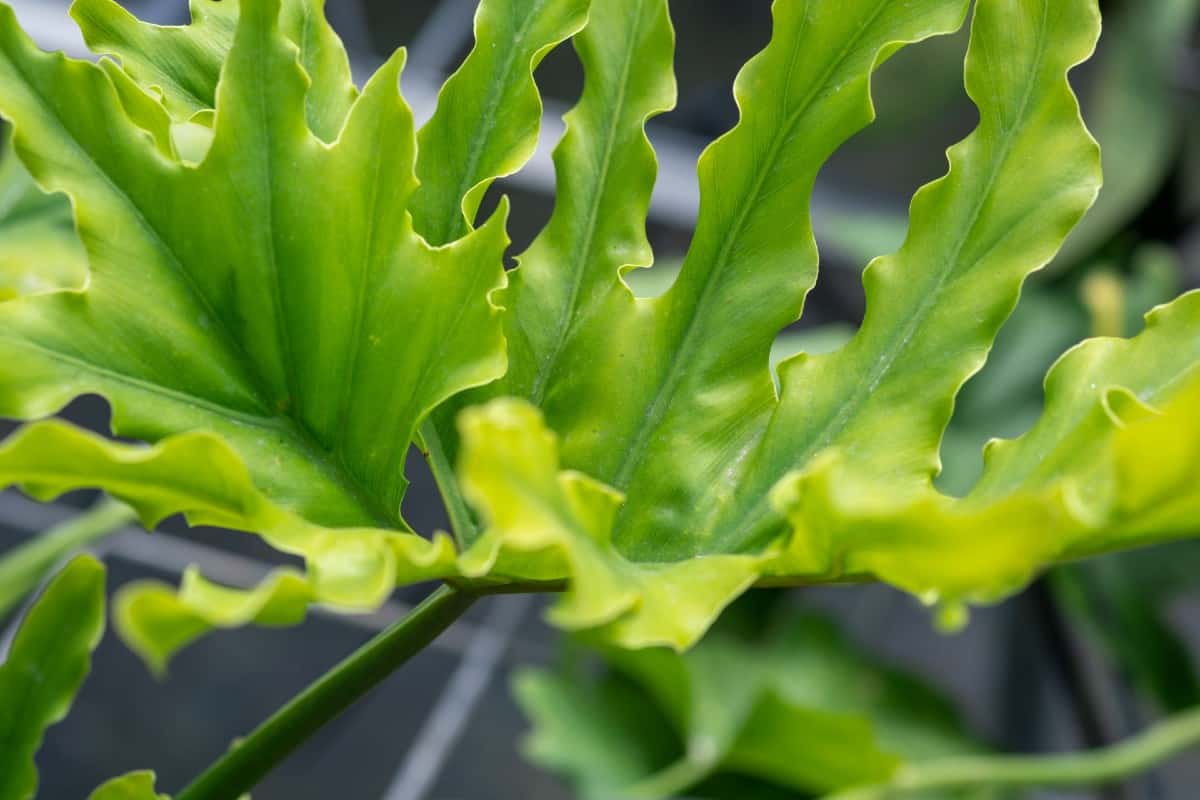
[527,0,649,405]
[335,107,387,452]
[606,1,891,497]
[781,1,1052,472]
[713,0,1056,554]
[428,0,550,246]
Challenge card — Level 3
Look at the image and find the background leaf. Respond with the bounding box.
[0,555,105,800]
[517,597,1002,799]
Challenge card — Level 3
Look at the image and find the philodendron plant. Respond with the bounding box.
[0,0,1199,796]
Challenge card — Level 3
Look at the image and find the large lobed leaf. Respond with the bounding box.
[0,0,1195,664]
[456,0,1121,642]
[0,0,510,528]
[0,0,500,658]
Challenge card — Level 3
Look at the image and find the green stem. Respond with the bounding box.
[827,706,1200,800]
[0,497,135,618]
[176,584,477,800]
[419,419,477,545]
[627,757,714,798]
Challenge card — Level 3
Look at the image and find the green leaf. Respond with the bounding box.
[0,131,86,300]
[511,0,973,565]
[517,608,993,799]
[0,420,457,670]
[0,0,1195,662]
[453,0,1129,646]
[72,0,356,141]
[0,0,505,659]
[487,0,675,409]
[760,0,1102,514]
[515,669,682,800]
[0,555,105,800]
[972,291,1200,520]
[940,243,1182,495]
[457,399,760,648]
[815,0,1199,276]
[770,292,1200,619]
[0,497,133,620]
[409,0,588,245]
[117,566,316,676]
[88,772,169,800]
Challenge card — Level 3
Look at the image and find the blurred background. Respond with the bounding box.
[1,0,1199,797]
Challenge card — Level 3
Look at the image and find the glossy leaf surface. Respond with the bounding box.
[0,133,85,300]
[409,0,588,245]
[72,0,356,139]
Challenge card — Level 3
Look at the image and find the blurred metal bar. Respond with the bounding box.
[406,0,478,74]
[381,594,534,800]
[129,0,189,25]
[5,0,87,55]
[324,0,373,56]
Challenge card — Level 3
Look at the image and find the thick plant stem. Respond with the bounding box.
[826,705,1200,799]
[176,584,477,800]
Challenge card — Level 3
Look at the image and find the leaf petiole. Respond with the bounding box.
[175,583,478,800]
[418,419,478,546]
[827,705,1200,799]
